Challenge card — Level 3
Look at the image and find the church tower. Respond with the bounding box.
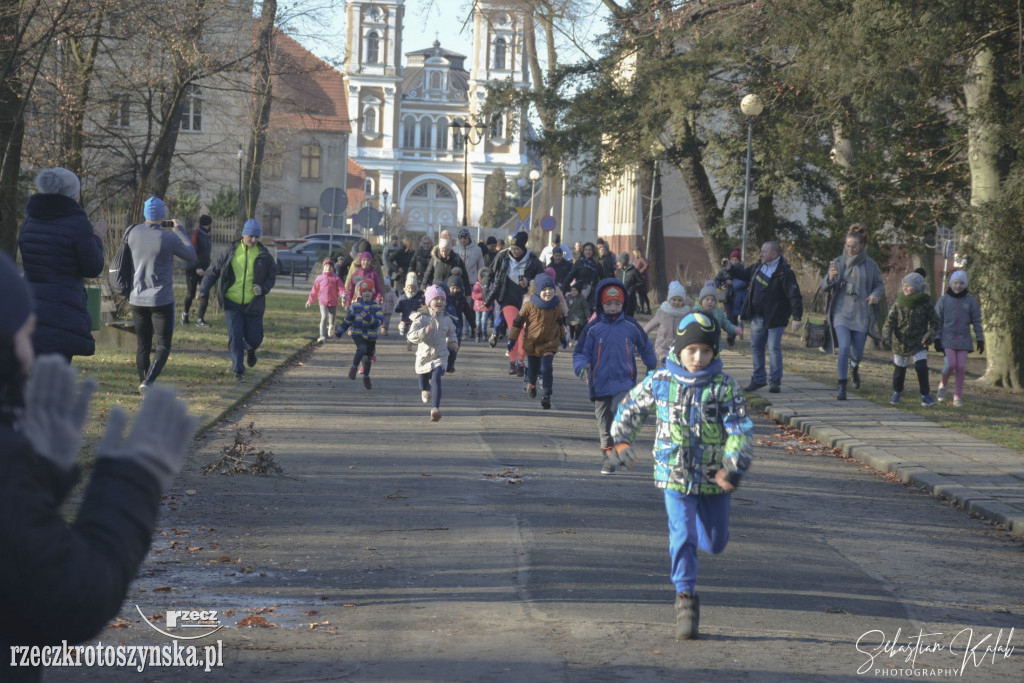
[468,1,529,135]
[344,1,403,162]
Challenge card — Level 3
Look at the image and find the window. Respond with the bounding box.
[402,116,416,148]
[364,177,376,197]
[108,94,130,128]
[436,184,453,199]
[429,72,442,90]
[366,30,380,64]
[436,120,448,150]
[489,114,504,140]
[261,205,281,236]
[363,108,376,135]
[300,144,321,180]
[418,119,431,148]
[263,152,283,179]
[494,38,507,70]
[299,206,319,235]
[179,84,202,131]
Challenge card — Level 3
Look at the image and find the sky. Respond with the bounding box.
[293,0,609,70]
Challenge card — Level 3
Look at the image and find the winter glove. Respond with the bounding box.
[576,366,590,383]
[305,301,311,308]
[97,384,198,492]
[976,339,985,354]
[608,443,638,471]
[21,355,96,471]
[933,338,944,353]
[506,338,516,352]
[882,338,892,349]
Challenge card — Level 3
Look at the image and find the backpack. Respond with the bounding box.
[108,224,137,297]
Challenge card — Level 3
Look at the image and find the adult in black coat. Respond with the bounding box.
[596,240,617,279]
[421,242,470,293]
[485,231,544,373]
[17,168,105,360]
[411,235,434,284]
[0,251,196,683]
[560,242,605,310]
[725,240,804,392]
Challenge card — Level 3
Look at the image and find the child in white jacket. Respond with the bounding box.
[407,284,458,422]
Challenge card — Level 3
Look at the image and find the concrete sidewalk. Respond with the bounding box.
[717,350,1024,535]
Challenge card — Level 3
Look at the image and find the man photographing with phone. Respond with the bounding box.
[125,196,196,394]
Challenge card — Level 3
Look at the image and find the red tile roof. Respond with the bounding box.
[270,31,351,133]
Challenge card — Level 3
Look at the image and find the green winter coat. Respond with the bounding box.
[881,293,940,356]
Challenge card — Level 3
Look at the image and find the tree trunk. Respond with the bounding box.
[648,162,667,302]
[964,46,1024,389]
[755,191,775,253]
[0,3,24,255]
[243,0,278,223]
[670,125,726,267]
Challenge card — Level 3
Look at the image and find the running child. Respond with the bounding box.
[335,279,384,390]
[396,272,425,351]
[306,258,345,343]
[445,274,476,373]
[644,281,691,365]
[573,279,657,472]
[566,283,591,346]
[607,312,754,639]
[691,282,742,348]
[472,268,491,342]
[407,284,458,422]
[508,273,567,409]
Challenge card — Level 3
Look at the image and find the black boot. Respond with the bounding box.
[851,362,861,389]
[836,379,847,400]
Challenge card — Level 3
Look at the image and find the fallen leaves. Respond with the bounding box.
[202,422,285,477]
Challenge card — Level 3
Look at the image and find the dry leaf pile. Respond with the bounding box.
[201,422,284,477]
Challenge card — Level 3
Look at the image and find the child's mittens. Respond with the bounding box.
[976,340,985,354]
[714,468,741,492]
[933,337,944,353]
[608,443,638,471]
[506,338,516,352]
[305,301,311,308]
[882,338,892,349]
[334,325,344,339]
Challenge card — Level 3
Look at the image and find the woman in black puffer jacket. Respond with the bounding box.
[18,168,105,360]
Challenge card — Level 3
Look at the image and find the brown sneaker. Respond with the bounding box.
[363,376,372,390]
[430,408,442,422]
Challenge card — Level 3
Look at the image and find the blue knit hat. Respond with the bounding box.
[143,196,166,221]
[242,219,262,237]
[533,273,555,292]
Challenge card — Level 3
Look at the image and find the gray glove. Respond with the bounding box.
[607,443,639,471]
[97,385,198,492]
[22,355,96,471]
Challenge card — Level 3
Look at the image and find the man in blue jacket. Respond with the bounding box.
[573,278,657,474]
[200,219,277,381]
[726,241,803,393]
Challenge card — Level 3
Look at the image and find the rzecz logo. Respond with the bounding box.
[137,606,223,640]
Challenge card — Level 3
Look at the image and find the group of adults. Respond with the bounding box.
[17,166,276,392]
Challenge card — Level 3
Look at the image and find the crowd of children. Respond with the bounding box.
[301,238,983,641]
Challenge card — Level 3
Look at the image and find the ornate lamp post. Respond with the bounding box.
[449,119,486,226]
[381,189,389,240]
[740,93,763,262]
[527,168,541,233]
[237,146,244,216]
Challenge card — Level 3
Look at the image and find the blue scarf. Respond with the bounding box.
[664,356,723,386]
[530,293,560,309]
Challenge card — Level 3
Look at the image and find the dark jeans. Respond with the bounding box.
[418,366,444,409]
[132,302,175,384]
[525,354,554,396]
[224,299,264,374]
[593,391,628,448]
[352,338,377,375]
[183,270,208,320]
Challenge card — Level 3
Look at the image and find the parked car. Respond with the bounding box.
[275,239,354,276]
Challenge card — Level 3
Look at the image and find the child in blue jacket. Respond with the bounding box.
[607,312,754,639]
[573,278,657,473]
[336,279,384,389]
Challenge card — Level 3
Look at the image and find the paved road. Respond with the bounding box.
[55,337,1023,681]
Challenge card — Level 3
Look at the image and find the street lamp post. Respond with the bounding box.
[449,120,486,226]
[739,93,763,262]
[528,168,541,234]
[381,189,389,240]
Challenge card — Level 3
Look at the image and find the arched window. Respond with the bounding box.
[180,84,203,131]
[366,31,380,64]
[364,177,376,197]
[418,119,431,148]
[435,120,448,150]
[402,115,416,148]
[489,114,504,140]
[494,37,507,70]
[363,108,376,135]
[429,72,442,90]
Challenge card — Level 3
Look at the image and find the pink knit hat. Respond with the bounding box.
[425,284,446,305]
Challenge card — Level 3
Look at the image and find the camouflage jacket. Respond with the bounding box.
[881,293,940,356]
[611,357,753,495]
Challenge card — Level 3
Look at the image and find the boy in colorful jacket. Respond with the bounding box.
[607,312,754,640]
[573,278,657,470]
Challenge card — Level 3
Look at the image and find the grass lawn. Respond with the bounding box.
[74,288,316,460]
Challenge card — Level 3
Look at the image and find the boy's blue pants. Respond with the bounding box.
[664,489,731,595]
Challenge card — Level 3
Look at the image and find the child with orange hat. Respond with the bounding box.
[572,278,657,472]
